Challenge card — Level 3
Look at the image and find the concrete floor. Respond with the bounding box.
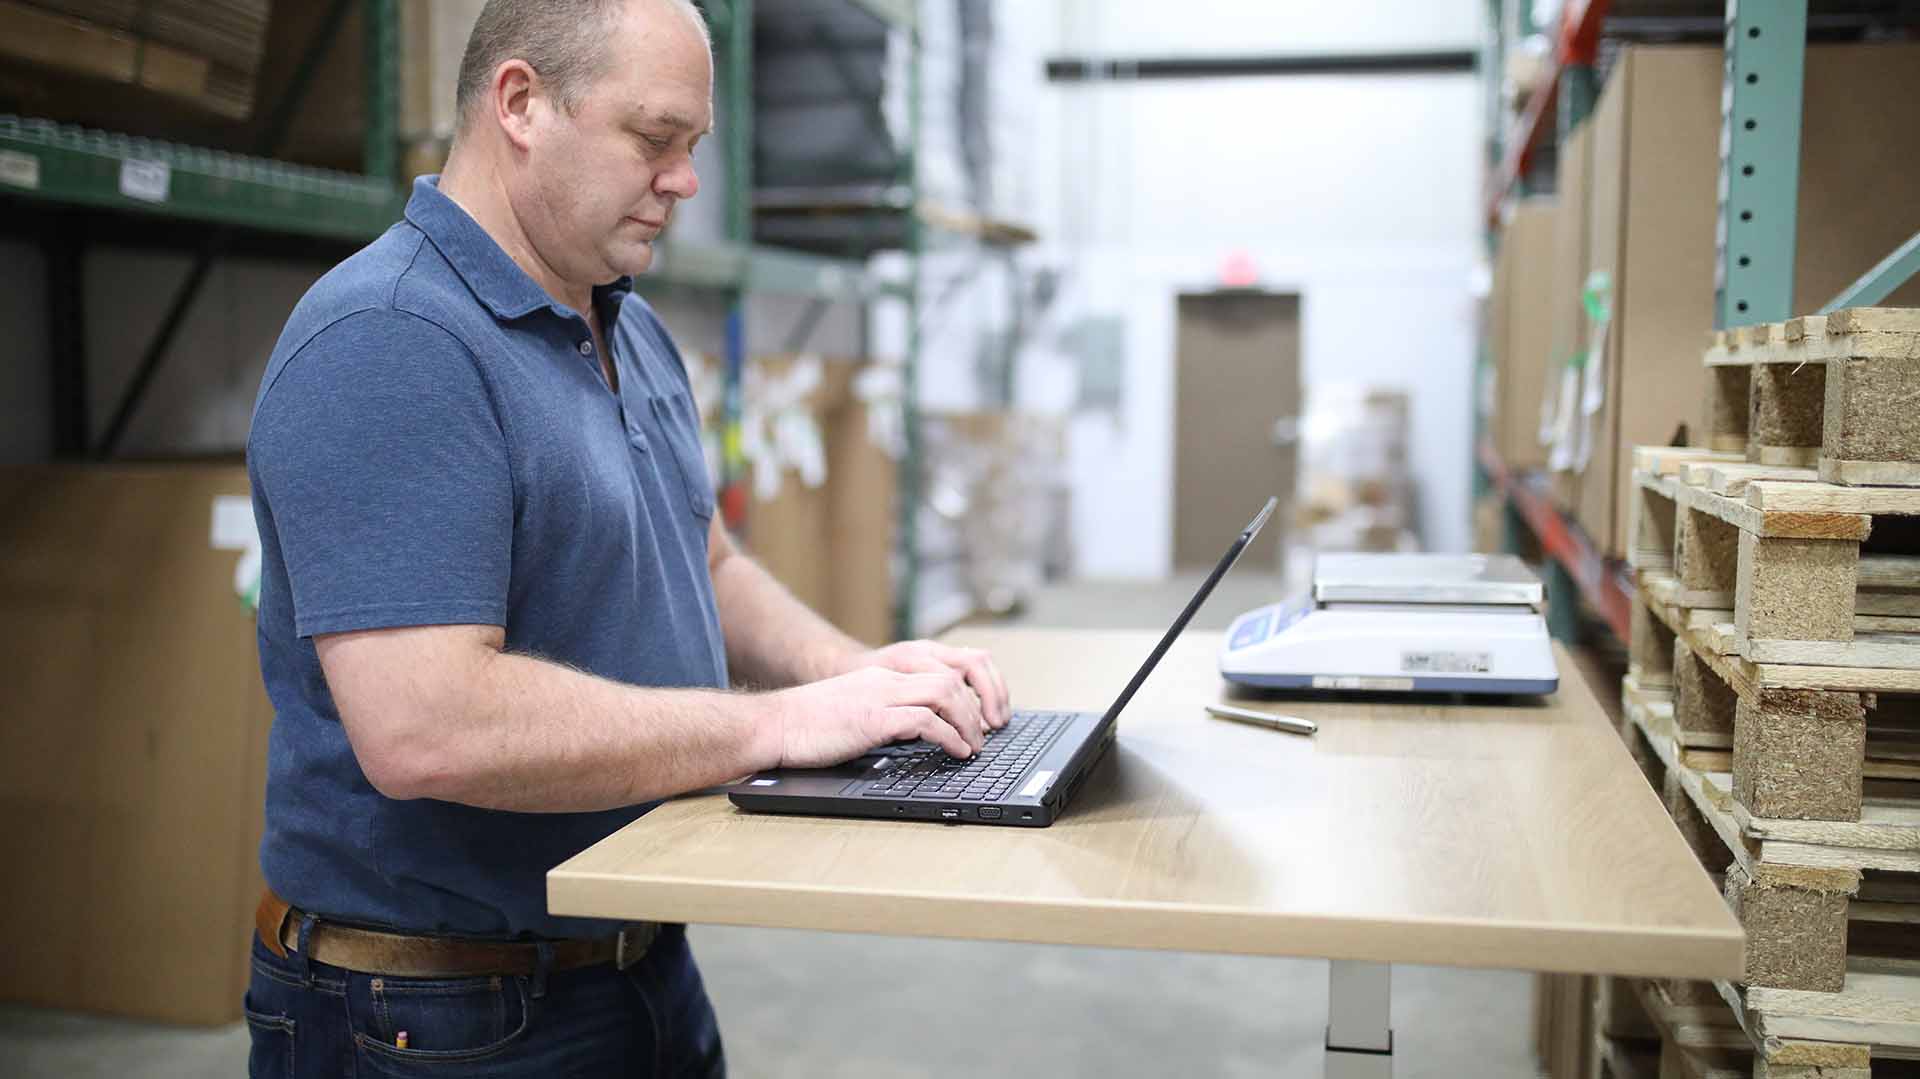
[0,574,1543,1077]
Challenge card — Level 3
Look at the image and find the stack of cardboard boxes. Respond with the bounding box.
[1485,42,1920,561]
[0,0,272,119]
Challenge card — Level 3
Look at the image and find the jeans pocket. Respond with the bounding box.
[628,938,725,1079]
[650,391,716,520]
[351,972,531,1070]
[242,1003,295,1078]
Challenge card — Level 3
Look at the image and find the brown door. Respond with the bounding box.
[1173,291,1300,571]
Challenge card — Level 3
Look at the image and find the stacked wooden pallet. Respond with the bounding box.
[1703,308,1920,486]
[1612,308,1920,1078]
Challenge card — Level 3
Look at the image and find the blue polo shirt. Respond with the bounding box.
[247,177,729,939]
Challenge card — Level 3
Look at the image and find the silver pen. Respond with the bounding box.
[1205,704,1318,737]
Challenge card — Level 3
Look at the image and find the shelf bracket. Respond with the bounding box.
[1820,229,1920,314]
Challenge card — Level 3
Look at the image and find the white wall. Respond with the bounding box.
[993,0,1483,577]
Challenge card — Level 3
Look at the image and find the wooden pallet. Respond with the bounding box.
[1633,573,1920,822]
[1626,681,1920,996]
[1630,977,1754,1079]
[1631,447,1920,672]
[1703,308,1920,488]
[1717,969,1920,1071]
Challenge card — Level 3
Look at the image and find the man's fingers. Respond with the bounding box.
[951,677,987,752]
[897,671,986,754]
[881,706,969,759]
[930,644,1010,728]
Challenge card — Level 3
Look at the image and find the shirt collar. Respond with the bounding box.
[404,176,634,324]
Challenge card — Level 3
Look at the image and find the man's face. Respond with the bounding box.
[517,1,712,284]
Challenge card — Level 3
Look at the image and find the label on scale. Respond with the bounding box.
[1400,651,1492,675]
[1313,675,1415,692]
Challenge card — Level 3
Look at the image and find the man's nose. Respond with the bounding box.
[657,158,699,200]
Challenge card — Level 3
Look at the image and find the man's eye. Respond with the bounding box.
[640,134,672,152]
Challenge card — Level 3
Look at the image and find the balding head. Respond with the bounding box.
[454,0,708,135]
[437,0,713,300]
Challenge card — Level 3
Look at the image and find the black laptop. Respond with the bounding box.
[727,496,1277,828]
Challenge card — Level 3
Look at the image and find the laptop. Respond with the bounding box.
[726,496,1277,827]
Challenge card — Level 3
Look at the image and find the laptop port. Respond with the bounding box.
[978,806,1003,820]
[939,808,960,820]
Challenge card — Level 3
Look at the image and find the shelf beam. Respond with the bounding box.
[0,117,404,241]
[1479,441,1634,644]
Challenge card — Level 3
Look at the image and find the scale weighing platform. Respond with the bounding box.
[1220,553,1558,696]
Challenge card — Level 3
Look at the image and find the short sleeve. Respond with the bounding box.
[249,308,512,638]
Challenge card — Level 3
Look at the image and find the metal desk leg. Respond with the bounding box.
[1326,961,1393,1079]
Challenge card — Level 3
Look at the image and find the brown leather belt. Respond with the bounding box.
[254,890,660,978]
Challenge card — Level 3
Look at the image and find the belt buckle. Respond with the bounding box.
[615,924,657,971]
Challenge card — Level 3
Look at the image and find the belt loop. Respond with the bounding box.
[292,913,318,987]
[529,941,555,1000]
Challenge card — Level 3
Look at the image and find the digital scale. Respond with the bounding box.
[1220,553,1559,695]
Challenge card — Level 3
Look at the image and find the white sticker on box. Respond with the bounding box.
[210,495,257,551]
[1312,675,1415,692]
[119,159,171,203]
[0,150,40,191]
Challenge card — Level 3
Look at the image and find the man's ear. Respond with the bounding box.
[492,58,542,152]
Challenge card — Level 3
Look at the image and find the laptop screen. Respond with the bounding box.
[1096,496,1277,724]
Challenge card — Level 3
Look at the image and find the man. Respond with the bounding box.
[241,0,1008,1073]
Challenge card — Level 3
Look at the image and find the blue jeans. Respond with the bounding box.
[243,924,725,1078]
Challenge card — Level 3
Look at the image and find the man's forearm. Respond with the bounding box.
[711,546,865,688]
[384,647,780,812]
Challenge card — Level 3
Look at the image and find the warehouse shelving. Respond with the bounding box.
[0,0,887,458]
[1477,440,1635,644]
[2,0,1011,641]
[1477,0,1920,647]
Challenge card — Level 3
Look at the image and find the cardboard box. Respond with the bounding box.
[1577,43,1920,559]
[0,1,214,106]
[1488,199,1558,471]
[0,464,270,1025]
[737,357,898,647]
[1545,121,1592,510]
[0,0,269,118]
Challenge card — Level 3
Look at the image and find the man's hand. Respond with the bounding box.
[833,641,1011,729]
[767,667,989,769]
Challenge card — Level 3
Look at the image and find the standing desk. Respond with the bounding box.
[550,629,1743,1077]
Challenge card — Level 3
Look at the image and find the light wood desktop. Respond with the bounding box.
[550,627,1742,1073]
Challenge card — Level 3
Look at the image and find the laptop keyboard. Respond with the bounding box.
[860,711,1074,802]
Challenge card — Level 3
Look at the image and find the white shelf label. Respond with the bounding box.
[209,496,257,551]
[119,159,171,203]
[0,150,39,190]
